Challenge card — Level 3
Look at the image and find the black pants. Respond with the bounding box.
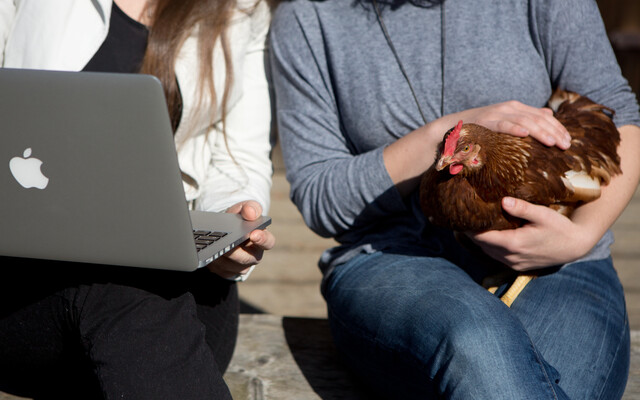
[0,256,238,400]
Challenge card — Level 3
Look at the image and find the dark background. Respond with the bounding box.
[597,0,640,97]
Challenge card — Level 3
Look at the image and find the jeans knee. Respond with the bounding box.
[441,319,499,362]
[429,302,524,370]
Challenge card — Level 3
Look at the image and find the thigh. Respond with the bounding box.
[0,289,102,399]
[511,257,629,399]
[73,282,233,400]
[180,267,240,372]
[2,255,240,371]
[324,251,568,400]
[127,267,240,371]
[0,257,236,400]
[55,258,240,371]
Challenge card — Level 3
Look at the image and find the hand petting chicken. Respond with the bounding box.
[419,89,621,306]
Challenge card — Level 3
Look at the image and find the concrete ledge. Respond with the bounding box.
[227,314,640,400]
[1,315,638,399]
[224,314,373,399]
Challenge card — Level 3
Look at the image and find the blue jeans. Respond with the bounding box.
[324,251,629,399]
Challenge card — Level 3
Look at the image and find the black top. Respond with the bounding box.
[83,3,149,73]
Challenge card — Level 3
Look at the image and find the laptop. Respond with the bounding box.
[0,67,271,271]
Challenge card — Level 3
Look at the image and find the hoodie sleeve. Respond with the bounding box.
[197,0,274,214]
[269,2,406,239]
[0,0,16,65]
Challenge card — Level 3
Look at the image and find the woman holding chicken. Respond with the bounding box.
[270,0,640,398]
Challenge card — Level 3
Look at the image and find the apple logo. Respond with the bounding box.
[9,148,49,189]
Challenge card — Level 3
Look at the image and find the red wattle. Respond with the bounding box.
[449,163,463,175]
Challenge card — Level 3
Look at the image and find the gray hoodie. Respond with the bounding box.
[269,0,640,279]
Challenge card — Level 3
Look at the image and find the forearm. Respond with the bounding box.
[286,146,405,238]
[384,102,571,197]
[201,115,273,213]
[199,164,272,213]
[383,117,459,197]
[199,30,274,213]
[571,124,640,247]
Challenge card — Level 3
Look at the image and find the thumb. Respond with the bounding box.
[502,197,567,227]
[501,197,537,221]
[239,201,261,221]
[226,200,262,220]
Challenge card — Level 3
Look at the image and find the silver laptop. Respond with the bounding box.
[0,67,271,271]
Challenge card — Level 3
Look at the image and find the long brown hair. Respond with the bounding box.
[139,0,239,133]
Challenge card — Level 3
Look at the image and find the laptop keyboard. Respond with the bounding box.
[193,230,228,252]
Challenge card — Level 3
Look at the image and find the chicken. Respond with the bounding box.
[419,89,621,305]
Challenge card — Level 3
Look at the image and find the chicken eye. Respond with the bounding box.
[462,145,470,152]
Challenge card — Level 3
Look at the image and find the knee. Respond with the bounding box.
[423,299,522,370]
[441,317,506,362]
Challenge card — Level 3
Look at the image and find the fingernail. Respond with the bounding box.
[546,135,556,145]
[503,197,515,208]
[247,205,259,219]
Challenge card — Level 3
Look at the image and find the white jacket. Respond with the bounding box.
[0,0,274,213]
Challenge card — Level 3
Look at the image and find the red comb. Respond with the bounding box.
[443,120,463,157]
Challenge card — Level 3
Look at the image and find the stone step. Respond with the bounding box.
[225,314,640,400]
[224,314,372,400]
[1,314,639,399]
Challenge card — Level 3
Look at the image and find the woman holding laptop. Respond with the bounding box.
[0,0,275,398]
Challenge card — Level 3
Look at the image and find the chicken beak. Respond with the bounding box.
[435,155,452,171]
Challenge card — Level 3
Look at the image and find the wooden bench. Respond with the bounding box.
[224,314,373,400]
[226,314,640,400]
[1,314,639,399]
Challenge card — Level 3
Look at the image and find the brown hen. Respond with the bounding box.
[419,89,621,305]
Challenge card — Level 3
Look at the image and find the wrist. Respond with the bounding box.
[566,217,605,261]
[383,127,435,195]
